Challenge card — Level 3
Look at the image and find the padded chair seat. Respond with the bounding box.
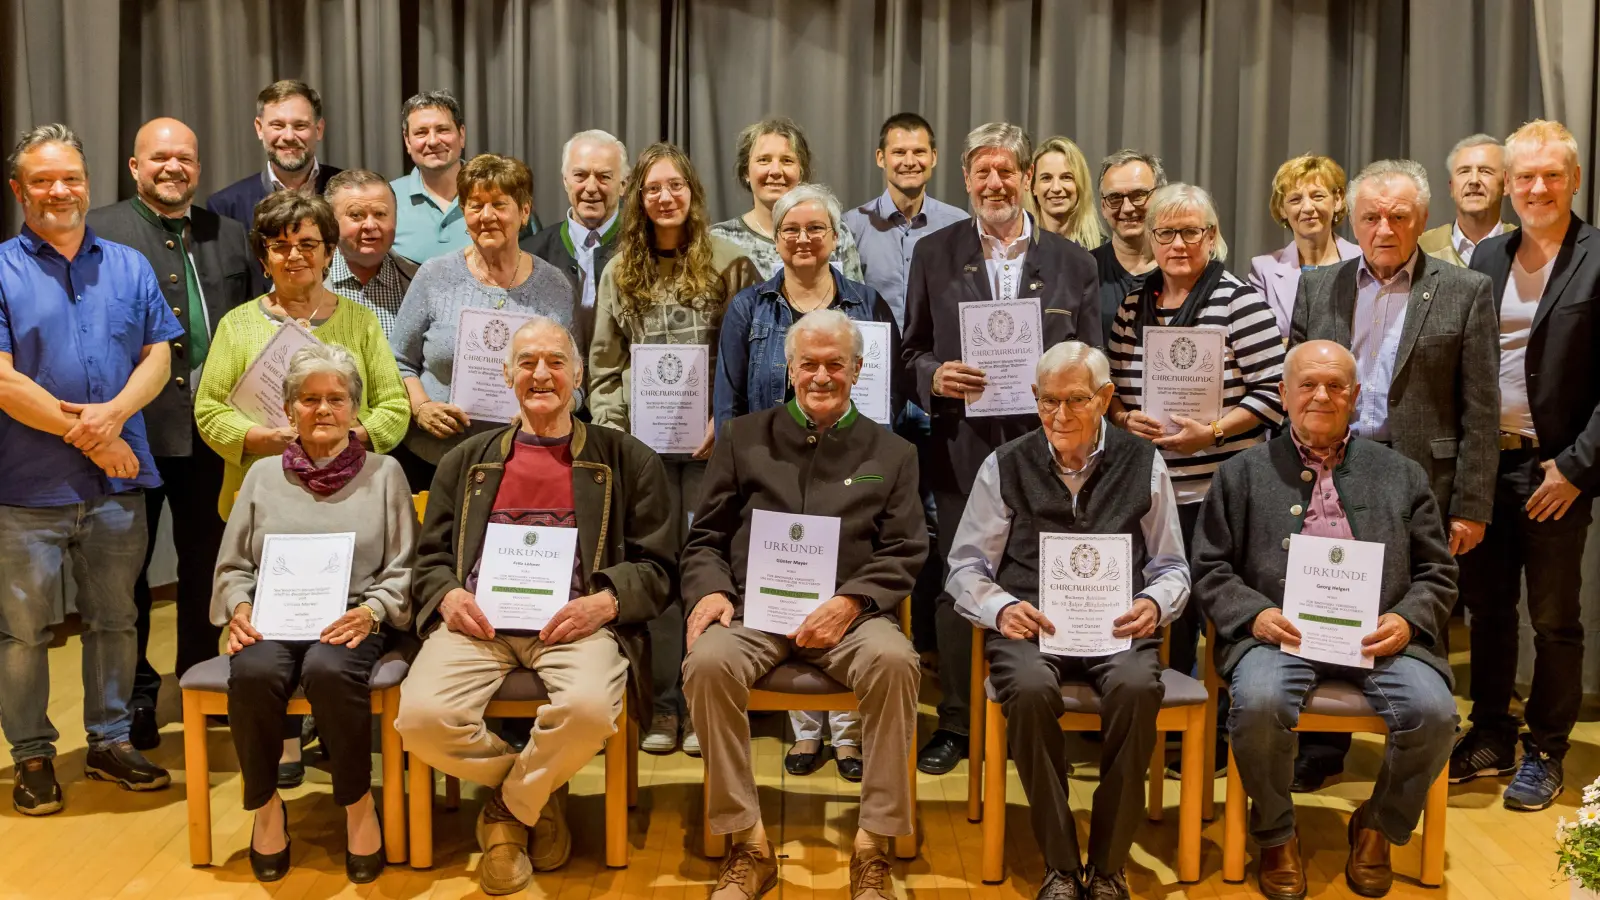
[493,668,551,701]
[754,661,848,694]
[1301,680,1377,717]
[984,668,1208,711]
[179,649,410,694]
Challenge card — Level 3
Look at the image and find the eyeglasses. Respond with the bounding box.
[266,239,328,258]
[778,224,833,243]
[1037,393,1099,414]
[1152,226,1212,245]
[643,179,689,198]
[1101,189,1152,210]
[296,394,351,410]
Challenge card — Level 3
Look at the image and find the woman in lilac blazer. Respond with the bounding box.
[1247,154,1362,338]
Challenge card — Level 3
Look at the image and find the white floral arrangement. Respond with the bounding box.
[1557,777,1600,890]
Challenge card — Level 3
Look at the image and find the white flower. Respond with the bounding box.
[1580,807,1600,827]
[1585,786,1600,804]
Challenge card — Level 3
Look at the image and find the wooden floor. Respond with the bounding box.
[0,604,1579,899]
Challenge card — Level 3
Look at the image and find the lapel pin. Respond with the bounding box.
[1030,281,1043,290]
[964,264,980,273]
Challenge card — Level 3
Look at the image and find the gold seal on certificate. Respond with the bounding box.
[1141,325,1225,435]
[743,510,841,635]
[250,532,357,641]
[853,321,894,425]
[476,523,580,631]
[959,298,1043,417]
[451,307,535,424]
[1282,533,1384,669]
[1037,532,1133,657]
[227,321,321,429]
[630,343,709,454]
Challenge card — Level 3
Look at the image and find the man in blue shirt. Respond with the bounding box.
[390,90,472,262]
[1,124,184,815]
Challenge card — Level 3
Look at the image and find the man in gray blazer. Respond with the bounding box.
[1287,159,1496,790]
[1193,340,1458,900]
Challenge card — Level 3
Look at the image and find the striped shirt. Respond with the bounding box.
[1107,269,1285,504]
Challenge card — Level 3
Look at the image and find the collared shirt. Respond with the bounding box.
[843,189,968,328]
[268,158,321,193]
[130,195,211,365]
[563,207,621,315]
[1499,254,1553,437]
[1451,220,1506,268]
[325,251,406,337]
[1290,427,1354,539]
[977,213,1033,305]
[1350,251,1419,441]
[0,226,184,506]
[946,425,1191,630]
[390,168,471,262]
[786,395,860,432]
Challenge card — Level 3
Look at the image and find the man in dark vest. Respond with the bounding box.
[87,116,254,749]
[947,341,1187,900]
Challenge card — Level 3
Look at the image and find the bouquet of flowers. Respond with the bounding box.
[1557,777,1600,892]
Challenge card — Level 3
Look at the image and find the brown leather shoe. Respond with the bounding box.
[1257,834,1308,900]
[709,840,777,899]
[475,789,531,895]
[1345,803,1393,897]
[849,845,896,899]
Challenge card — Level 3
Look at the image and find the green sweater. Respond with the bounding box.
[195,296,411,519]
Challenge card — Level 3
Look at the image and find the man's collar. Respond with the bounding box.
[18,224,97,258]
[566,207,621,241]
[975,209,1033,246]
[131,194,191,227]
[1289,425,1350,466]
[785,396,859,431]
[876,188,928,225]
[267,159,320,192]
[1356,248,1419,288]
[328,248,396,286]
[1452,219,1506,253]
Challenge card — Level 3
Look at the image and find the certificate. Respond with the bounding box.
[743,510,841,635]
[1282,533,1384,669]
[227,321,321,429]
[1141,326,1226,435]
[250,532,356,641]
[630,343,709,454]
[476,523,579,631]
[854,321,894,425]
[1037,532,1134,657]
[450,307,535,424]
[959,298,1042,417]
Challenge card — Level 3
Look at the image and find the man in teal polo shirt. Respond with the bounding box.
[391,90,471,262]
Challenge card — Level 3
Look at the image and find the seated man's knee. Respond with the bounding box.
[551,684,622,740]
[854,634,919,693]
[1100,660,1164,712]
[396,682,477,744]
[995,657,1062,716]
[1228,673,1296,736]
[681,635,749,699]
[1396,672,1459,743]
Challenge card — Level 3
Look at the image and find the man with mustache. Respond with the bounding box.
[84,117,255,750]
[324,168,419,338]
[1,123,185,814]
[1419,134,1517,268]
[901,121,1099,775]
[1092,150,1165,347]
[392,90,471,262]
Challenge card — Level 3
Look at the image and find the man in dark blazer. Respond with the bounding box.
[86,117,254,749]
[1194,340,1457,900]
[1287,158,1498,791]
[901,121,1098,773]
[1453,119,1600,813]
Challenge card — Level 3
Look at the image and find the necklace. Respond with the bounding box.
[469,247,528,298]
[266,291,333,328]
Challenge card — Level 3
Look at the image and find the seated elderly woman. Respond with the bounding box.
[1247,154,1360,338]
[212,343,416,885]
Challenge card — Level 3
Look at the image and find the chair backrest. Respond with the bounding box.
[413,491,428,524]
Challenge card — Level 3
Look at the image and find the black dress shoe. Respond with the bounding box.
[836,754,864,783]
[917,729,967,775]
[1289,756,1341,794]
[785,743,829,776]
[346,809,385,884]
[277,761,305,788]
[250,818,291,882]
[130,707,160,751]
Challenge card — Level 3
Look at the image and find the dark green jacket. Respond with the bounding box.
[413,420,676,719]
[682,400,927,616]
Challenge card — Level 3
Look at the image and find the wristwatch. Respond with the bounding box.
[362,604,381,634]
[1210,420,1226,447]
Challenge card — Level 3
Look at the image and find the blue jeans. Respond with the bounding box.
[0,493,147,763]
[1227,645,1456,847]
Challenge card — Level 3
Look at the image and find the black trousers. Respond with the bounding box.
[987,634,1164,874]
[1458,447,1591,759]
[131,446,226,709]
[228,635,385,809]
[933,486,974,735]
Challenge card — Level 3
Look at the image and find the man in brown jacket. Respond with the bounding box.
[395,317,674,895]
[682,309,927,900]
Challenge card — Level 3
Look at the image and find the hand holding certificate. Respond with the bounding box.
[854,321,894,425]
[959,298,1043,417]
[476,523,579,631]
[227,321,321,429]
[1141,326,1226,435]
[1037,533,1133,657]
[630,344,710,454]
[1281,533,1384,668]
[451,307,535,424]
[250,533,357,641]
[743,510,841,635]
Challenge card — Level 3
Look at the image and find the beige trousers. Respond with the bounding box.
[396,626,628,824]
[682,615,918,836]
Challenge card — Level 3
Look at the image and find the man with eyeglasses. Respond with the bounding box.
[949,341,1187,900]
[902,121,1098,775]
[1287,158,1498,795]
[1091,150,1166,346]
[1454,119,1600,813]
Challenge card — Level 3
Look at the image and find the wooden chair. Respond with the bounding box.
[967,625,1209,884]
[1203,624,1447,886]
[701,602,919,860]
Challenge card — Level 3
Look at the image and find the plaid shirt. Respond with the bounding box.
[326,251,406,337]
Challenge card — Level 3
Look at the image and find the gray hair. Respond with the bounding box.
[1347,159,1431,216]
[561,129,629,176]
[7,123,86,182]
[1446,133,1504,173]
[505,315,584,375]
[772,182,843,235]
[1098,148,1168,188]
[282,343,363,408]
[1284,340,1359,385]
[784,309,863,364]
[400,90,465,136]
[962,122,1032,172]
[1145,182,1229,261]
[1036,341,1111,389]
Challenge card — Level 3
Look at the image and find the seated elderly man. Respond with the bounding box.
[682,309,927,900]
[948,341,1188,900]
[395,317,675,895]
[1192,340,1457,900]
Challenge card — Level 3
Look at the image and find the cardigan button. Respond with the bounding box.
[165,240,175,250]
[807,436,817,445]
[594,472,605,483]
[169,273,179,283]
[473,471,485,484]
[1281,537,1291,550]
[1290,504,1303,516]
[1300,470,1314,482]
[175,377,185,387]
[1279,578,1286,587]
[171,306,182,316]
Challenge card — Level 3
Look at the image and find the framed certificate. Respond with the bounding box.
[450,307,535,424]
[1037,532,1133,657]
[959,298,1043,417]
[227,321,322,429]
[1141,326,1226,435]
[250,532,357,641]
[743,510,841,635]
[630,343,709,454]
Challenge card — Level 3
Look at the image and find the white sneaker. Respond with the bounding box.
[641,714,680,754]
[682,720,701,757]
